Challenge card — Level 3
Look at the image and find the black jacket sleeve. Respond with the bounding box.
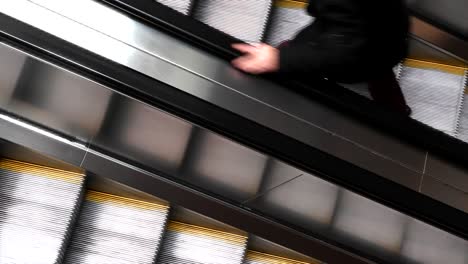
[278,0,368,76]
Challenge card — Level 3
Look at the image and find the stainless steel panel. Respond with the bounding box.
[181,130,268,202]
[265,5,313,47]
[0,44,26,106]
[246,174,340,228]
[0,42,112,142]
[92,95,193,176]
[247,236,317,263]
[424,152,468,193]
[0,113,87,167]
[333,191,406,253]
[292,99,426,173]
[0,139,83,173]
[248,172,468,263]
[155,0,193,14]
[407,0,468,38]
[421,175,468,213]
[401,219,468,264]
[170,206,247,236]
[314,132,423,190]
[408,37,467,67]
[193,0,272,42]
[256,159,304,194]
[409,17,468,62]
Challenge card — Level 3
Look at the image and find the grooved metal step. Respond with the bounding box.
[265,0,313,47]
[155,0,193,15]
[63,191,169,264]
[398,60,467,136]
[193,0,273,43]
[0,159,85,264]
[157,221,248,264]
[455,71,468,141]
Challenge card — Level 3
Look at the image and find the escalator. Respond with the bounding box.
[0,157,319,264]
[0,0,468,263]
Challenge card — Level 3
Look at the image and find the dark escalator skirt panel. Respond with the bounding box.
[193,0,273,43]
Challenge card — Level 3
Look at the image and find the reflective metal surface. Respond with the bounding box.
[0,41,112,143]
[0,0,435,185]
[407,0,468,40]
[410,17,468,62]
[1,2,468,263]
[247,171,468,263]
[179,130,268,201]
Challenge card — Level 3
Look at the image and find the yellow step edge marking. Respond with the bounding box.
[168,221,247,245]
[246,251,320,264]
[404,59,467,76]
[0,158,84,184]
[86,191,169,211]
[275,0,308,9]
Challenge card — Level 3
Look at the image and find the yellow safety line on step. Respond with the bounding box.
[246,251,321,264]
[86,191,169,211]
[0,158,84,184]
[404,59,467,76]
[275,0,308,9]
[168,221,247,245]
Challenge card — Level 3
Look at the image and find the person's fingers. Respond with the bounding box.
[232,43,257,54]
[231,56,250,69]
[232,58,264,74]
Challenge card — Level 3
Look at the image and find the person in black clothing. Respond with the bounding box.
[232,0,411,115]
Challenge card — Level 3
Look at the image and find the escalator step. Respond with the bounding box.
[244,251,320,264]
[193,0,273,43]
[155,0,193,15]
[265,0,313,47]
[398,59,467,136]
[0,159,85,264]
[157,221,247,264]
[63,191,169,264]
[455,71,468,141]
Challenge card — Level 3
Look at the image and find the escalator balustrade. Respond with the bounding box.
[156,0,468,140]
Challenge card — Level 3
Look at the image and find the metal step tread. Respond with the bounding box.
[63,191,169,264]
[156,221,248,264]
[0,158,85,264]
